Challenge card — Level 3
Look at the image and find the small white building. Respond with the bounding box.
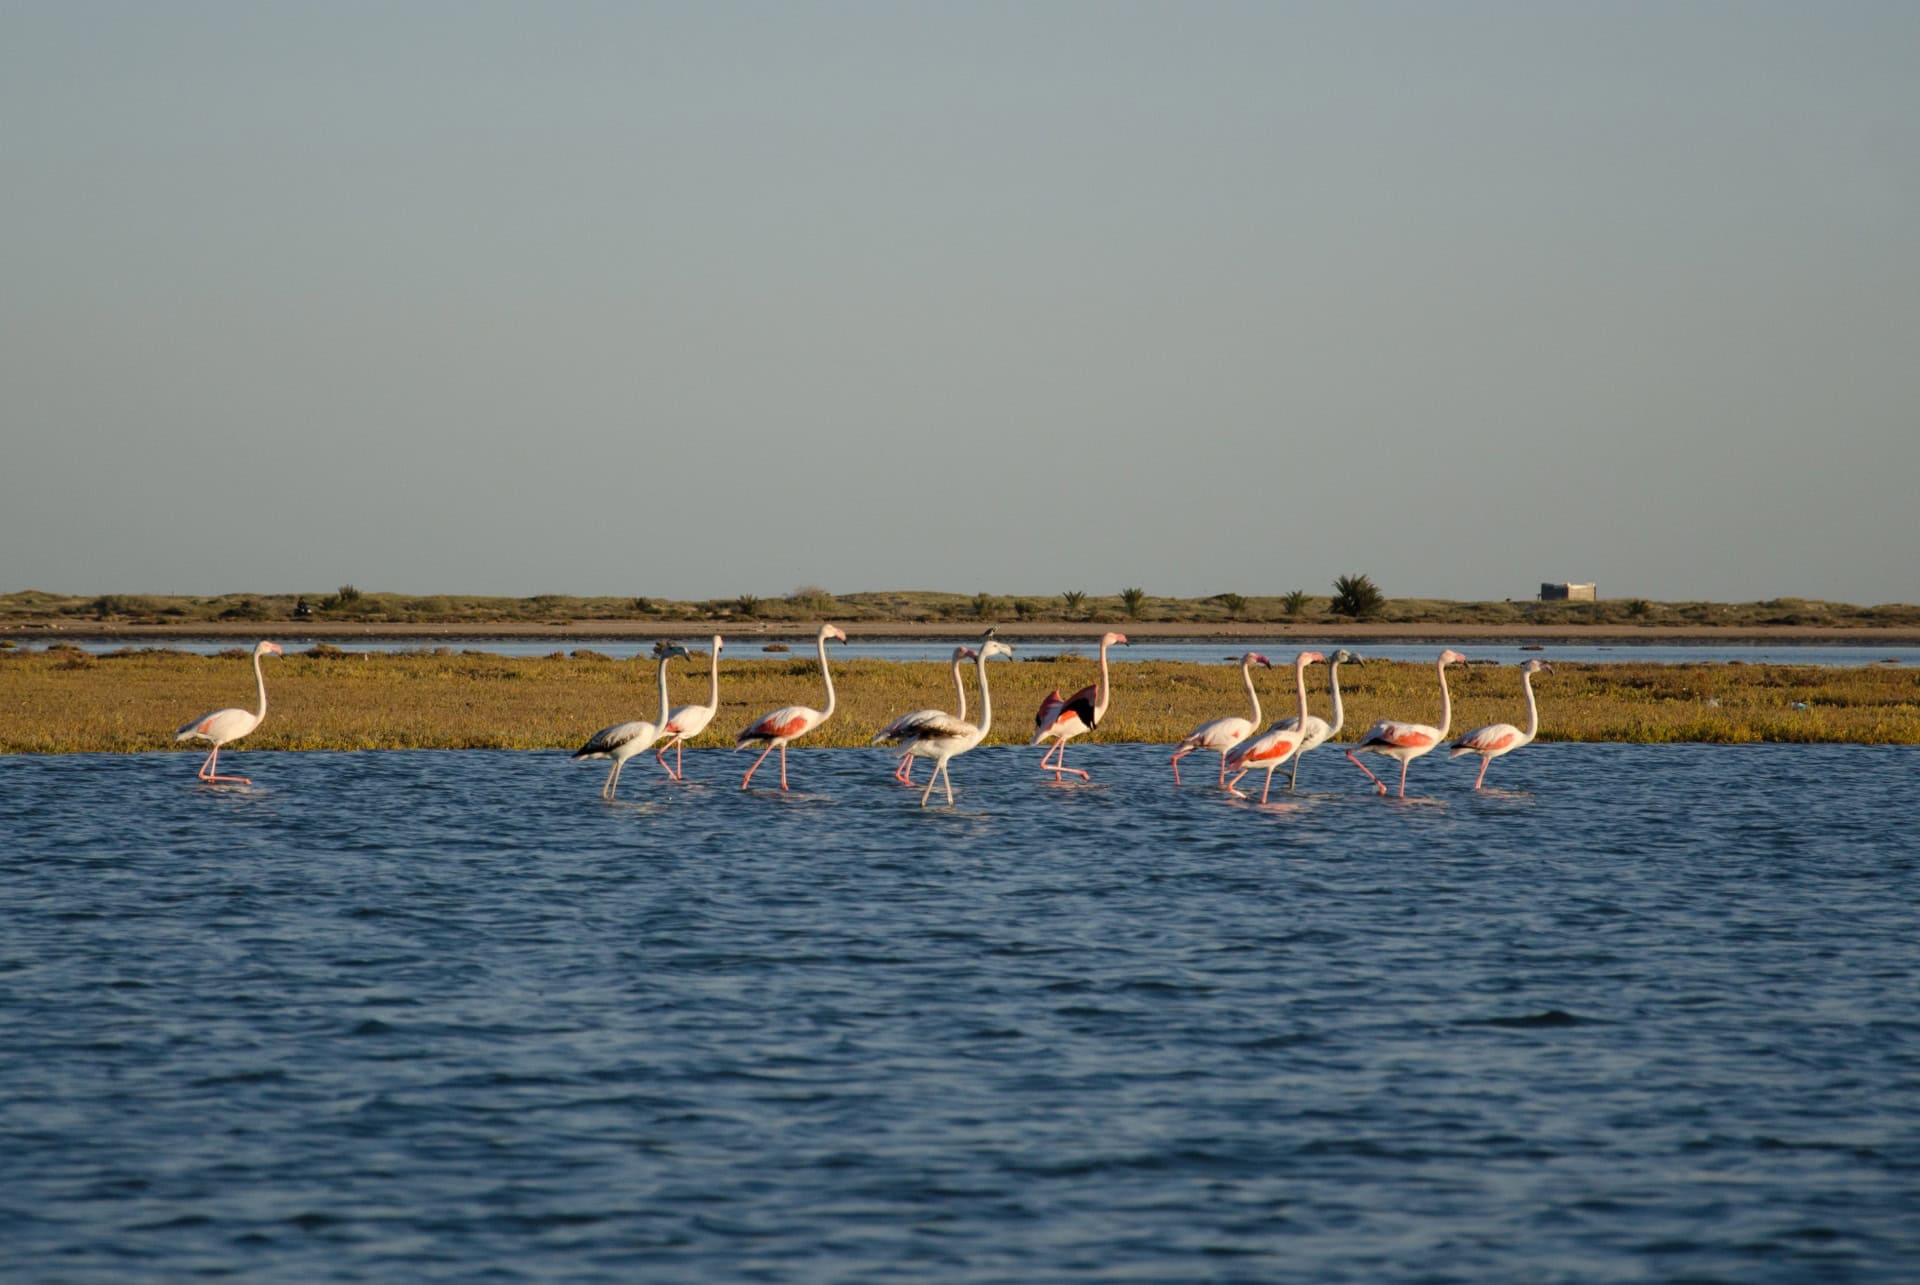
[1539,582,1598,602]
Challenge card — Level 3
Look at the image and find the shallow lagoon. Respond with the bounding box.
[3,744,1917,1280]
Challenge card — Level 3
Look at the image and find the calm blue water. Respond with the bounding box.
[3,744,1917,1281]
[33,636,1920,666]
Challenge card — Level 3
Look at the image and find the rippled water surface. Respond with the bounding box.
[4,745,1917,1281]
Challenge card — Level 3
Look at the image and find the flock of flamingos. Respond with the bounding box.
[174,626,1552,806]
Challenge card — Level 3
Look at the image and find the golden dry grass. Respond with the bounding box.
[3,646,1917,754]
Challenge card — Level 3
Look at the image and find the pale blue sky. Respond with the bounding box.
[4,2,1915,603]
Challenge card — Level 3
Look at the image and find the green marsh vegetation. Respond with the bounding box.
[4,646,1915,755]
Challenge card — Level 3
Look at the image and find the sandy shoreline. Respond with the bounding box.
[9,619,1920,646]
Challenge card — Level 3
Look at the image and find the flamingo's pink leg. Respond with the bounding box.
[1347,749,1388,795]
[1474,756,1492,789]
[778,745,789,791]
[1287,757,1301,793]
[1218,753,1231,788]
[1169,746,1189,786]
[741,744,775,790]
[1397,759,1410,798]
[655,741,678,781]
[675,742,684,781]
[1261,767,1277,805]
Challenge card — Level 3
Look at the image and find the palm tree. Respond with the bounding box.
[1061,590,1087,618]
[1120,587,1147,619]
[1329,574,1385,619]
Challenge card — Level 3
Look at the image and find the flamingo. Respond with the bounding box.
[1255,647,1362,794]
[1449,658,1552,789]
[1346,649,1468,798]
[572,643,691,799]
[1222,650,1324,804]
[888,639,1016,807]
[655,635,724,781]
[1169,652,1271,786]
[737,623,847,790]
[1031,631,1128,781]
[173,639,283,785]
[872,645,976,784]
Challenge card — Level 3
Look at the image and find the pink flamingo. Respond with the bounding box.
[872,645,976,784]
[887,639,1015,807]
[1262,647,1361,794]
[573,644,691,799]
[173,639,283,785]
[1449,658,1551,789]
[737,624,847,790]
[1222,651,1324,803]
[1031,631,1128,781]
[655,635,724,781]
[1347,649,1468,797]
[1170,652,1271,786]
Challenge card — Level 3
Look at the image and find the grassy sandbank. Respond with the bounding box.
[3,646,1916,755]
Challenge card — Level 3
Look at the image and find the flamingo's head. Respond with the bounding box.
[823,624,848,644]
[712,635,725,653]
[1522,658,1553,675]
[1102,632,1129,647]
[981,640,1014,661]
[1440,649,1468,666]
[954,647,978,661]
[257,640,284,658]
[1331,649,1360,665]
[1246,652,1271,668]
[1299,650,1326,667]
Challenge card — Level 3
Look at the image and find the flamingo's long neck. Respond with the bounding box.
[1242,659,1261,727]
[816,629,837,724]
[655,654,675,728]
[1434,657,1455,740]
[1325,659,1345,737]
[252,648,270,722]
[1093,638,1114,723]
[704,638,721,714]
[1519,669,1540,745]
[951,656,969,724]
[1293,656,1312,728]
[974,651,995,738]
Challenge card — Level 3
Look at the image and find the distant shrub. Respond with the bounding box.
[1215,592,1248,620]
[1014,599,1037,620]
[1061,590,1087,618]
[789,585,835,611]
[1120,588,1147,619]
[219,598,269,621]
[736,594,760,618]
[1282,589,1309,617]
[972,592,997,619]
[1330,574,1385,619]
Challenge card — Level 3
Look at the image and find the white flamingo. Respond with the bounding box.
[174,639,283,785]
[737,624,847,790]
[1032,631,1128,781]
[1258,647,1361,794]
[572,643,691,799]
[1449,658,1552,789]
[872,645,976,784]
[888,639,1015,806]
[655,635,724,781]
[1222,650,1324,804]
[1347,649,1468,798]
[1170,652,1271,786]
